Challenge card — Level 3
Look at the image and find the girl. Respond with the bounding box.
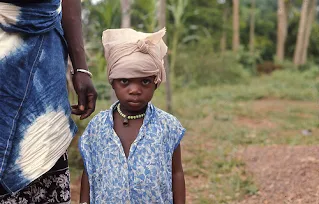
[79,28,186,203]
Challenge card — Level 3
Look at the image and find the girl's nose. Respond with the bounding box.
[128,83,142,95]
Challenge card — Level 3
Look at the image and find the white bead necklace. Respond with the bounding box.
[116,103,146,126]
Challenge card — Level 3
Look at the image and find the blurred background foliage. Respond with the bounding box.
[80,0,319,99]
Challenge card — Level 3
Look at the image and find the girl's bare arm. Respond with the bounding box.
[80,169,90,203]
[172,145,186,204]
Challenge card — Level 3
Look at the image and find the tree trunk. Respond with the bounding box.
[170,29,178,82]
[276,0,288,62]
[121,0,131,28]
[220,6,228,54]
[159,0,172,113]
[300,0,317,65]
[110,0,131,103]
[168,0,187,109]
[293,0,309,66]
[249,0,255,54]
[232,0,240,52]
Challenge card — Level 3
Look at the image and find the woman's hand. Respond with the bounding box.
[61,0,97,119]
[71,72,97,120]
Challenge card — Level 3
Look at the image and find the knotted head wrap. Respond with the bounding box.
[102,28,167,86]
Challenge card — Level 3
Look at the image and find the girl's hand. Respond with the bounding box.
[71,72,97,120]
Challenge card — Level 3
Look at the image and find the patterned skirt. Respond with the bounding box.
[0,153,71,204]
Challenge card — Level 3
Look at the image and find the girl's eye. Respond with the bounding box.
[120,79,129,84]
[142,79,151,85]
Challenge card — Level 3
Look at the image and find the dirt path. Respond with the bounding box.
[236,145,319,204]
[234,99,319,203]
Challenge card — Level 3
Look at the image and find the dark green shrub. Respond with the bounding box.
[94,81,111,100]
[175,47,251,87]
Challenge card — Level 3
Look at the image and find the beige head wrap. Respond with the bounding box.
[102,28,167,86]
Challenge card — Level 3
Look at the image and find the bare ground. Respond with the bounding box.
[236,145,319,204]
[234,99,319,204]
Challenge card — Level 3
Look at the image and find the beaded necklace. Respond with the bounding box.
[116,103,146,126]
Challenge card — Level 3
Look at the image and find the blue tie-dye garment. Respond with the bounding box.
[79,102,186,204]
[0,0,77,193]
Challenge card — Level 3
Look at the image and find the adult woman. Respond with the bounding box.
[0,0,97,203]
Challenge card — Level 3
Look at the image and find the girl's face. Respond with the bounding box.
[112,76,156,113]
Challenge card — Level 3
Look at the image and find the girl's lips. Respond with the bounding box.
[122,101,146,113]
[127,101,141,106]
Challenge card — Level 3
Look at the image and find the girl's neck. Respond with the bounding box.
[116,103,147,116]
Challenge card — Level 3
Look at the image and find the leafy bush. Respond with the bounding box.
[273,58,297,70]
[175,46,251,87]
[256,61,282,75]
[301,65,319,79]
[94,81,111,100]
[236,46,263,75]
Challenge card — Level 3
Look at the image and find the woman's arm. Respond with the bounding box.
[172,144,186,204]
[80,169,90,203]
[61,0,97,120]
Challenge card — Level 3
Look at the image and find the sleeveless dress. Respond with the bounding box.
[79,102,185,203]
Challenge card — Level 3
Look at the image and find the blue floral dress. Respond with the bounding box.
[79,102,185,204]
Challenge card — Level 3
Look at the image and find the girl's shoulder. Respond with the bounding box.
[86,109,110,126]
[152,106,184,129]
[154,107,179,122]
[92,108,112,120]
[151,106,186,152]
[80,109,113,139]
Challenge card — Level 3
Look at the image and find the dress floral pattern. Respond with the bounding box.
[79,102,186,204]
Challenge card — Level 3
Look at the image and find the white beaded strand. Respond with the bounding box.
[117,104,145,121]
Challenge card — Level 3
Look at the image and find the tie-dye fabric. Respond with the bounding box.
[0,0,63,34]
[0,0,76,193]
[79,102,185,204]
